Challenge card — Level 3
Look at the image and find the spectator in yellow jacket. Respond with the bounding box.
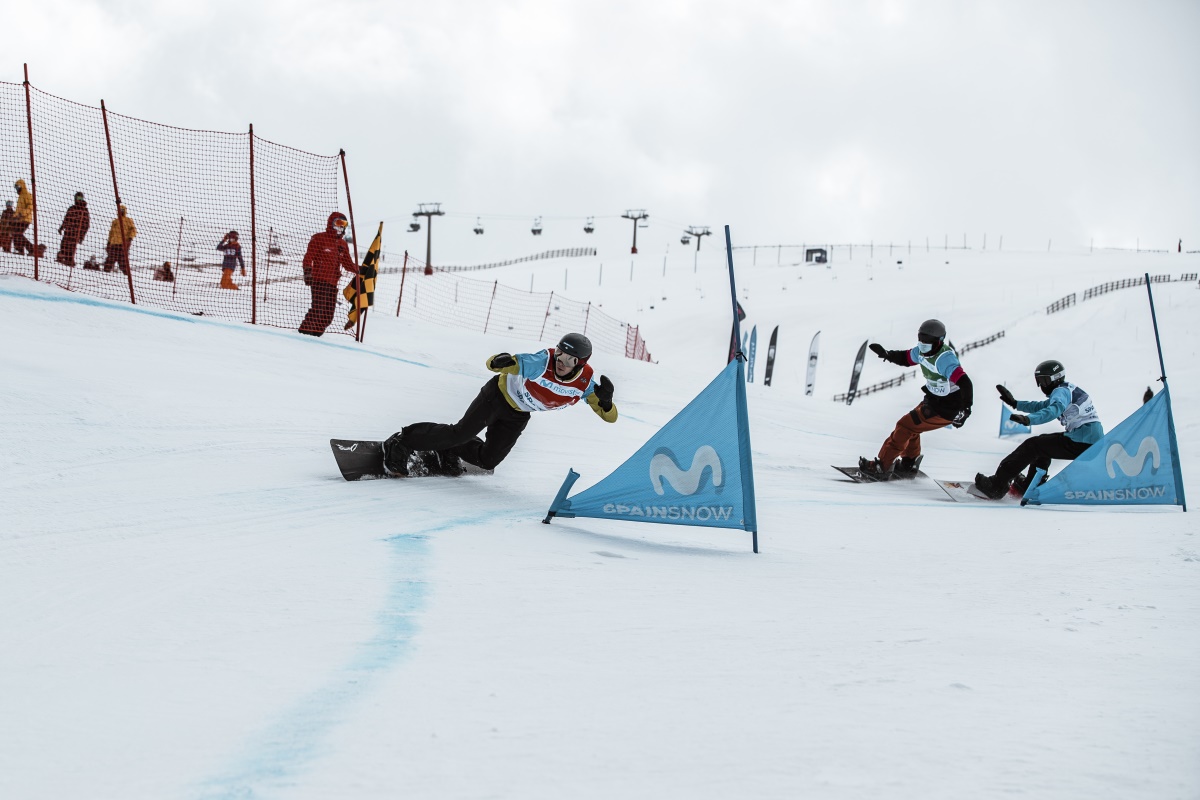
[11,179,35,256]
[104,204,137,275]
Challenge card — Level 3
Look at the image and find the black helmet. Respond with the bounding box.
[917,319,946,351]
[557,332,592,361]
[918,319,946,340]
[1034,359,1065,395]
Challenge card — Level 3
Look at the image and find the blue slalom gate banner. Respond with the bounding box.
[999,404,1031,437]
[543,358,758,544]
[545,224,759,551]
[1023,386,1186,508]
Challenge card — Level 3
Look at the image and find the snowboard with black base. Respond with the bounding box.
[330,439,491,481]
[832,455,927,483]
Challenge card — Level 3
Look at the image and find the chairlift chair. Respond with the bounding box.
[409,222,421,232]
[473,217,484,235]
[532,216,543,236]
[681,235,691,245]
[583,216,595,234]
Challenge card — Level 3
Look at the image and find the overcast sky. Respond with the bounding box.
[12,0,1199,261]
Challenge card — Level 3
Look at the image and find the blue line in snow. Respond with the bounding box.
[196,514,491,798]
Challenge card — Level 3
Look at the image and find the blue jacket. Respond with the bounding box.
[1016,383,1104,444]
[217,240,245,271]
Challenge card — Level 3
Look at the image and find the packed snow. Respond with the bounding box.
[2,244,1197,799]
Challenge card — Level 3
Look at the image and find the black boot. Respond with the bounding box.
[435,451,465,477]
[973,473,1009,500]
[894,455,923,478]
[381,433,411,476]
[858,456,893,481]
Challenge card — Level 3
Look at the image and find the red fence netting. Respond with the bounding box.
[0,75,349,335]
[1,72,653,358]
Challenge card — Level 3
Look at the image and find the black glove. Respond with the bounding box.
[996,384,1017,408]
[594,375,614,412]
[1009,412,1030,426]
[302,266,313,286]
[952,407,972,428]
[869,343,887,360]
[489,353,516,369]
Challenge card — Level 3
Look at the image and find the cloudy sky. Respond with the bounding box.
[11,0,1199,261]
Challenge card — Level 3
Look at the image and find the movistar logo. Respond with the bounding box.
[649,445,723,496]
[1105,437,1160,479]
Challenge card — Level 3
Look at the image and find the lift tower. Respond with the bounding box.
[621,209,649,254]
[413,202,444,275]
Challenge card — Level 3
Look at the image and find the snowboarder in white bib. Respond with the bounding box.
[381,333,618,476]
[974,360,1104,499]
[858,319,974,479]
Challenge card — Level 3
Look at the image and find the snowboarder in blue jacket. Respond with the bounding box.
[974,359,1104,499]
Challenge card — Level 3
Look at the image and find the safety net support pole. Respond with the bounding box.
[22,64,39,281]
[339,149,364,342]
[100,99,136,305]
[395,250,409,316]
[249,125,258,325]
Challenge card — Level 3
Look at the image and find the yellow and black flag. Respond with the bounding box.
[344,221,383,330]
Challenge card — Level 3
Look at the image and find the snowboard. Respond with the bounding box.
[763,325,778,386]
[845,339,868,405]
[805,330,819,396]
[747,325,757,383]
[832,456,928,484]
[933,479,1021,504]
[330,439,492,481]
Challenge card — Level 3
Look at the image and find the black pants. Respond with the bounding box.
[12,223,33,256]
[103,243,130,273]
[298,282,338,336]
[400,379,531,470]
[995,433,1092,485]
[57,237,80,266]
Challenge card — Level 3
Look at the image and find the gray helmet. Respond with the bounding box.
[918,319,946,340]
[1034,359,1065,394]
[557,332,592,362]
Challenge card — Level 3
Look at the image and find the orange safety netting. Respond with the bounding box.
[0,78,354,337]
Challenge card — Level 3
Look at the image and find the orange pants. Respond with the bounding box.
[878,402,952,465]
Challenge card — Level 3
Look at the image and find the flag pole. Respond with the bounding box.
[1144,273,1187,512]
[1144,273,1168,383]
[724,225,743,361]
[725,225,758,552]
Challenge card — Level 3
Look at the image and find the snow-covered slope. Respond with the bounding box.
[1,247,1197,800]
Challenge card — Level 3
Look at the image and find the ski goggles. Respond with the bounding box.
[332,218,349,230]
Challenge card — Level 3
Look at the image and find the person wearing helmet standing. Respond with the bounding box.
[858,319,975,479]
[298,212,358,336]
[380,333,618,476]
[973,360,1104,499]
[216,231,245,290]
[56,191,90,267]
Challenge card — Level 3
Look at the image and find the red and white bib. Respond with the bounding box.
[504,348,594,412]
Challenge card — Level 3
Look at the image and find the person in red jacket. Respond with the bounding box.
[298,211,358,336]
